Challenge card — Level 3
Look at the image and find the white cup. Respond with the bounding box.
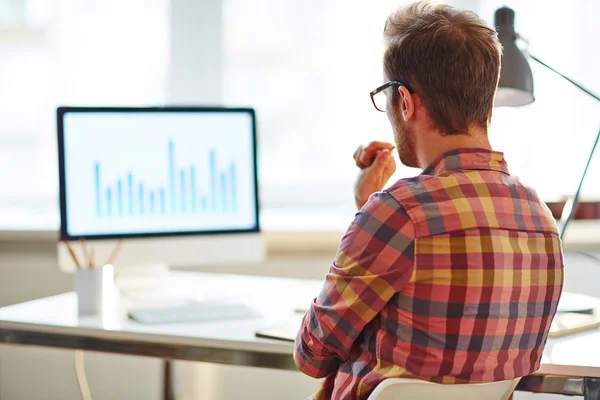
[74,264,115,316]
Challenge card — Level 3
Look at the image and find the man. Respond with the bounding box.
[294,2,564,399]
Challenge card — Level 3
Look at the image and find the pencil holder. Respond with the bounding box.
[74,264,115,316]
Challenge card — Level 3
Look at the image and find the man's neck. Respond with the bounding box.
[415,126,492,169]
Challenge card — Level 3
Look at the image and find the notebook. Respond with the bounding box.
[549,311,600,338]
[255,324,299,342]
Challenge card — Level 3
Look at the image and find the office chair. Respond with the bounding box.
[367,378,520,400]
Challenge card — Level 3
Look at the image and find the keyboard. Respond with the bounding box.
[129,302,262,324]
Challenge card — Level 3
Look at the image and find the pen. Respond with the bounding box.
[105,240,123,266]
[65,242,82,269]
[81,239,91,268]
[89,247,95,269]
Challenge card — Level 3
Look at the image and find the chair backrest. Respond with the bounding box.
[367,378,520,400]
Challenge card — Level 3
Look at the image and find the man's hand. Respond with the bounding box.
[353,141,396,210]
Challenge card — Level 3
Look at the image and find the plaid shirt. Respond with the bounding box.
[294,148,564,400]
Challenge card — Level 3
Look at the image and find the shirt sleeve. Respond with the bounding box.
[294,191,415,378]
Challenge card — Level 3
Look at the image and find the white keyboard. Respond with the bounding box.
[129,302,262,324]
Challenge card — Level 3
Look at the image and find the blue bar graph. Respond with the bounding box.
[220,172,227,212]
[150,191,155,214]
[93,141,238,219]
[201,196,208,213]
[117,179,123,216]
[128,172,134,216]
[160,189,166,214]
[180,169,186,213]
[106,188,112,216]
[230,163,237,212]
[190,166,196,213]
[139,183,144,215]
[169,140,175,214]
[95,162,101,217]
[209,150,217,213]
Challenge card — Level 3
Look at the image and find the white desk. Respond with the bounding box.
[1,272,600,399]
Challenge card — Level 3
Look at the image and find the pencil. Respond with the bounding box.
[89,247,95,269]
[65,242,82,269]
[105,240,123,266]
[80,239,91,267]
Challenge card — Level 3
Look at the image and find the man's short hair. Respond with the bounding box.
[384,1,502,135]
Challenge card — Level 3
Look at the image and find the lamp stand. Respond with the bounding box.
[526,53,600,239]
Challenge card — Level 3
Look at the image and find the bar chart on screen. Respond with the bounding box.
[63,110,257,236]
[93,140,238,219]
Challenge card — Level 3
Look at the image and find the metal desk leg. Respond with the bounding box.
[164,359,174,400]
[585,378,600,400]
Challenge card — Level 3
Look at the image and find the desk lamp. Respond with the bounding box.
[494,7,600,240]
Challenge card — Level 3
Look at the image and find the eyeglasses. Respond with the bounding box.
[370,81,415,112]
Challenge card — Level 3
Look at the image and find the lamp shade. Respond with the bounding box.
[494,7,535,107]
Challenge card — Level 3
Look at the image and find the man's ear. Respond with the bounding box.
[397,86,415,122]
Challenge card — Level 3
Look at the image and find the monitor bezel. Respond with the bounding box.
[57,106,260,241]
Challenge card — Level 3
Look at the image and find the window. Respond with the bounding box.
[223,1,419,215]
[223,0,600,229]
[0,0,51,29]
[480,0,600,202]
[0,0,169,228]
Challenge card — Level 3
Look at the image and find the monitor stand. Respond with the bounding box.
[114,264,194,307]
[115,263,170,291]
[115,264,263,325]
[114,264,238,307]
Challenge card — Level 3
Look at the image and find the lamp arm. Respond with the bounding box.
[529,54,600,102]
[525,54,600,238]
[511,42,600,239]
[560,124,600,239]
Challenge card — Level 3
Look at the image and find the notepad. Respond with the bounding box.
[255,324,299,342]
[549,312,600,338]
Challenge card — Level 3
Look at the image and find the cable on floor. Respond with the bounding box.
[75,350,92,400]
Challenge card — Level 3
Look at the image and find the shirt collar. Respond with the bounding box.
[421,148,510,176]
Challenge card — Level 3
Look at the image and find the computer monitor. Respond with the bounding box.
[56,106,265,271]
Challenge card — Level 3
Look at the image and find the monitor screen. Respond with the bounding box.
[58,107,259,240]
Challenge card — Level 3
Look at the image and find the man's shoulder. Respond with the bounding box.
[357,191,416,253]
[364,176,429,213]
[382,172,559,237]
[384,175,438,207]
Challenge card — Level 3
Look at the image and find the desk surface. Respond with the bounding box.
[0,272,320,370]
[1,271,600,380]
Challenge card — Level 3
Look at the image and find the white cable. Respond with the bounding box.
[75,350,92,400]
